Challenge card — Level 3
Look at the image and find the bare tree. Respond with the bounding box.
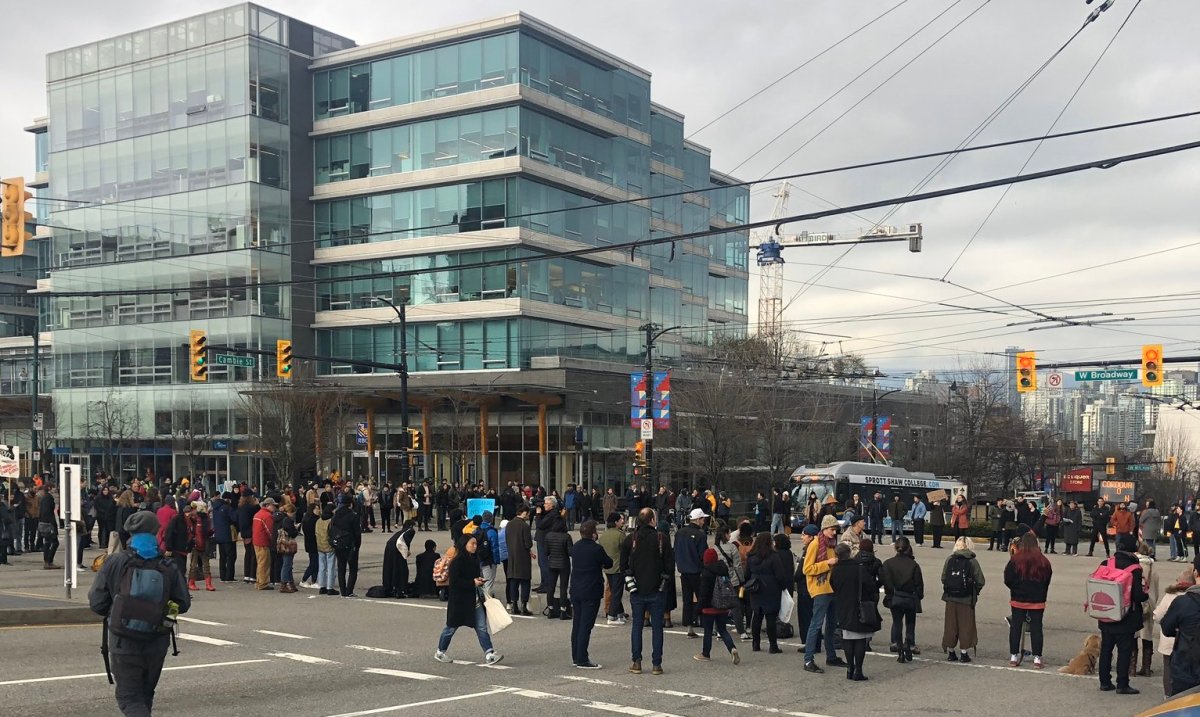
[241,380,354,488]
[172,394,210,485]
[1152,419,1200,505]
[85,388,140,478]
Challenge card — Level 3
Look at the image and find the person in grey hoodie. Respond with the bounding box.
[940,536,985,663]
[1139,499,1163,560]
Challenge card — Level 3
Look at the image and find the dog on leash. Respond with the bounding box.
[1059,634,1101,675]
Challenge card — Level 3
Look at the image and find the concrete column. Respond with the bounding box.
[366,408,376,483]
[538,403,549,491]
[422,405,431,483]
[479,403,490,490]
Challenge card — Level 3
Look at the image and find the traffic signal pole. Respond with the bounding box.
[639,323,680,491]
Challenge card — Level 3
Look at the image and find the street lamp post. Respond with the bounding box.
[641,322,681,490]
[871,388,902,463]
[371,296,409,484]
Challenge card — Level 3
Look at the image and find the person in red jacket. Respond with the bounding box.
[252,498,278,590]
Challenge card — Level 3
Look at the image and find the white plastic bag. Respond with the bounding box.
[779,588,795,624]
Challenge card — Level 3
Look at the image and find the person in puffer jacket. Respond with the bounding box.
[544,515,573,619]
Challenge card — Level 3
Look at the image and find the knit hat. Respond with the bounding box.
[124,510,160,535]
[803,524,820,536]
[703,547,719,566]
[482,511,494,523]
[189,490,201,502]
[820,515,839,530]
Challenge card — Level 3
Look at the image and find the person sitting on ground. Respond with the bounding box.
[413,539,440,598]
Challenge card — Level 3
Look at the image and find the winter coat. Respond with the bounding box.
[445,551,482,628]
[951,503,969,529]
[881,552,924,605]
[698,560,731,615]
[237,502,257,541]
[331,505,362,551]
[1111,508,1135,535]
[1003,557,1052,606]
[1160,585,1200,694]
[1139,508,1162,541]
[802,535,837,598]
[746,550,790,613]
[302,511,319,553]
[568,538,611,601]
[929,501,946,527]
[315,518,332,553]
[941,548,985,606]
[545,529,573,571]
[831,553,882,634]
[251,508,275,548]
[504,516,532,580]
[598,526,624,576]
[620,525,674,596]
[1062,507,1083,543]
[162,513,191,557]
[887,500,905,521]
[211,500,236,544]
[673,523,706,575]
[714,540,744,586]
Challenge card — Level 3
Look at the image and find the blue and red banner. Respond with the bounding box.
[630,371,671,429]
[858,415,891,458]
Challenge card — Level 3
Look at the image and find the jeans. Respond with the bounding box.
[217,542,236,582]
[336,548,354,595]
[570,598,601,665]
[890,606,916,647]
[318,551,336,590]
[606,573,626,618]
[437,605,494,655]
[630,591,665,667]
[680,573,701,628]
[1009,607,1044,656]
[890,520,902,542]
[536,535,550,589]
[42,530,59,565]
[301,550,318,584]
[701,613,735,657]
[280,552,294,584]
[770,514,784,535]
[1099,631,1135,689]
[481,564,497,598]
[805,593,838,663]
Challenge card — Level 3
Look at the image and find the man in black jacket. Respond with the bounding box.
[1088,498,1113,557]
[867,493,886,545]
[674,508,707,638]
[569,520,612,668]
[331,500,362,597]
[620,508,675,676]
[1161,556,1200,696]
[1096,533,1150,695]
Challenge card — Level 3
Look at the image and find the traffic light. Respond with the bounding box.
[189,330,208,382]
[634,440,645,464]
[1105,457,1116,476]
[409,429,423,452]
[1,177,33,257]
[1167,455,1177,476]
[1016,351,1037,393]
[1141,344,1163,387]
[275,339,293,378]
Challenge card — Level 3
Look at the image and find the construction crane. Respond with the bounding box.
[750,181,924,342]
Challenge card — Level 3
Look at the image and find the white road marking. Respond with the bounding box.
[558,676,833,717]
[363,667,444,681]
[358,597,535,618]
[324,687,513,716]
[255,629,310,640]
[862,651,1091,678]
[0,659,269,686]
[176,616,226,626]
[504,687,684,716]
[177,633,238,646]
[448,658,511,670]
[266,652,337,664]
[346,644,406,656]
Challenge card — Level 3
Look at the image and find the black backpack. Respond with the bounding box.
[477,528,495,566]
[943,554,975,598]
[328,522,348,551]
[108,555,174,640]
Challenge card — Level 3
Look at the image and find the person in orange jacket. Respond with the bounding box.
[951,496,970,541]
[1111,502,1135,538]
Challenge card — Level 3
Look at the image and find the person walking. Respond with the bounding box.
[770,489,789,535]
[1157,559,1200,697]
[1004,531,1053,670]
[695,547,740,665]
[882,536,923,662]
[941,536,985,662]
[675,508,708,639]
[1093,533,1149,694]
[476,512,500,598]
[1088,498,1113,557]
[887,495,905,545]
[746,532,789,654]
[544,515,573,619]
[1140,499,1162,561]
[569,520,612,669]
[434,534,504,665]
[504,505,533,615]
[950,496,969,542]
[712,523,746,639]
[801,515,847,673]
[599,512,627,625]
[1062,500,1083,556]
[620,507,674,676]
[831,541,882,681]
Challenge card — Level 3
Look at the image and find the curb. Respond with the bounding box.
[0,606,102,627]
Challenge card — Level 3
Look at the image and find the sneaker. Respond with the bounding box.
[687,631,699,639]
[803,661,824,674]
[344,593,358,598]
[484,651,504,665]
[739,632,752,641]
[959,651,972,663]
[826,656,848,668]
[1009,654,1021,667]
[606,617,622,626]
[434,650,451,663]
[574,661,601,669]
[947,651,959,662]
[1115,686,1139,695]
[628,661,642,674]
[693,654,711,662]
[1033,656,1044,670]
[651,665,663,675]
[731,648,740,665]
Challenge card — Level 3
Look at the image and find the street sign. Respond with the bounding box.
[1126,464,1152,472]
[33,412,43,431]
[640,418,654,440]
[215,353,256,368]
[1074,369,1138,382]
[356,422,368,446]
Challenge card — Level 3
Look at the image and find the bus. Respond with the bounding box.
[788,461,969,531]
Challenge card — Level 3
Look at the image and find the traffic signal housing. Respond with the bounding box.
[275,339,293,378]
[1016,351,1037,393]
[1,177,33,257]
[1105,457,1116,476]
[409,429,423,452]
[189,330,208,382]
[1141,344,1163,387]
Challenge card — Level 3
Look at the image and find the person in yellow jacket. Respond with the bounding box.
[801,515,847,673]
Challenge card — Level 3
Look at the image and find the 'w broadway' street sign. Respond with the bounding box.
[1074,369,1138,381]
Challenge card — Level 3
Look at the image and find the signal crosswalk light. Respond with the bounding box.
[189,330,208,382]
[1,177,33,258]
[1016,351,1037,393]
[410,429,423,452]
[1141,345,1163,387]
[275,339,293,378]
[1105,457,1116,476]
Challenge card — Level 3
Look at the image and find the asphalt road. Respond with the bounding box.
[0,529,1170,717]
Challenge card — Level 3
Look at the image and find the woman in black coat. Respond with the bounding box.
[544,516,573,619]
[881,536,924,662]
[435,534,502,664]
[746,532,790,653]
[300,503,320,587]
[382,520,416,598]
[831,540,883,681]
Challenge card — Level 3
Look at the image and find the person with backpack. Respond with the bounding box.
[568,520,612,668]
[434,533,504,666]
[620,507,675,675]
[1091,533,1149,694]
[475,512,500,598]
[1004,532,1053,670]
[1157,559,1200,697]
[882,536,923,662]
[89,510,191,716]
[941,536,984,662]
[695,546,740,665]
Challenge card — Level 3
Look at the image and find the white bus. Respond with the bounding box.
[788,461,968,530]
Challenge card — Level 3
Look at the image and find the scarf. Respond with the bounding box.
[130,533,160,559]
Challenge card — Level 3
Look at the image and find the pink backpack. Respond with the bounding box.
[1084,557,1139,623]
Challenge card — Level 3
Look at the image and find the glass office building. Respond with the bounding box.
[28,5,748,489]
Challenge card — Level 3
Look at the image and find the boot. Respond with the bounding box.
[547,597,561,619]
[1129,641,1139,681]
[1137,643,1154,676]
[205,577,216,592]
[520,603,532,616]
[188,578,198,591]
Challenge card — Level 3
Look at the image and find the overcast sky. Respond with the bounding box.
[3,0,1197,383]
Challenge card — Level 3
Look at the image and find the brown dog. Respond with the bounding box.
[1059,634,1101,675]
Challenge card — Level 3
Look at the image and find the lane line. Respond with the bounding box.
[177,616,226,626]
[255,629,311,640]
[177,634,238,646]
[363,667,444,681]
[266,652,337,664]
[504,686,684,717]
[557,676,833,717]
[0,659,269,687]
[346,645,406,656]
[448,658,512,670]
[324,687,513,716]
[358,597,535,618]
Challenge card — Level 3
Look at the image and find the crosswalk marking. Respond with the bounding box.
[266,652,337,664]
[363,667,444,681]
[177,633,238,646]
[255,629,310,640]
